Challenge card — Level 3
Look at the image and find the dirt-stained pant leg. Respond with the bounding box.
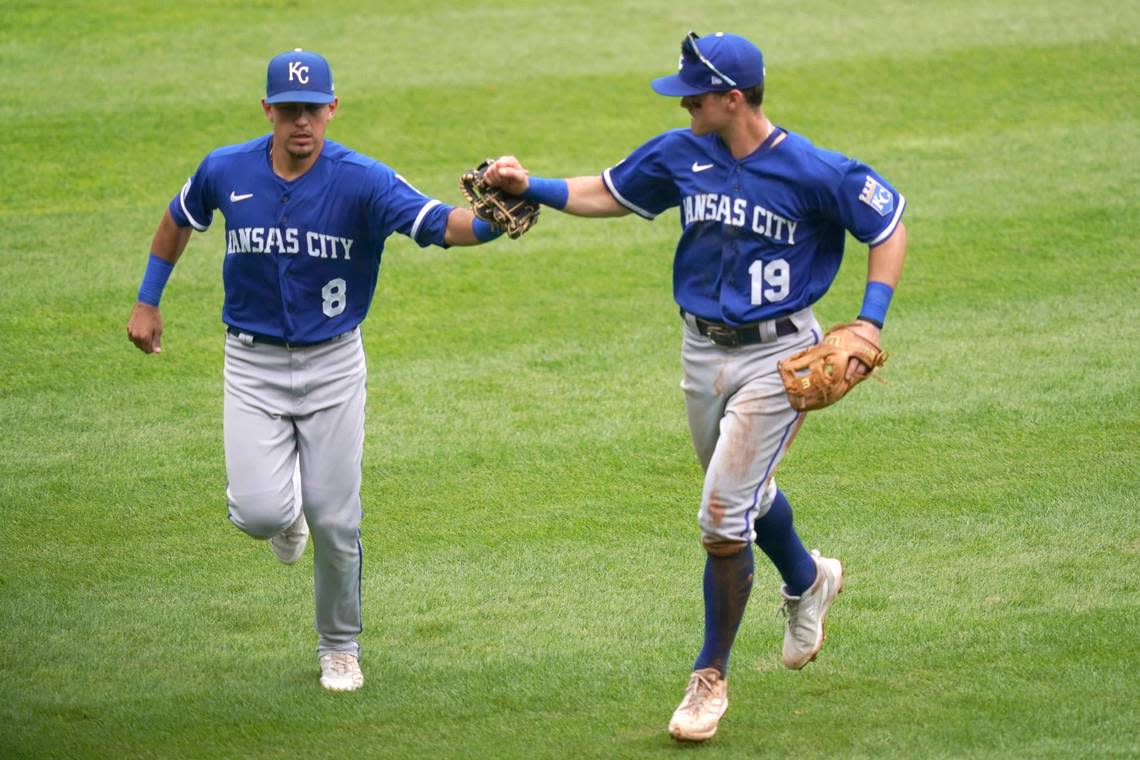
[680,310,820,554]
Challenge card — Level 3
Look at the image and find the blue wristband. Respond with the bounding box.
[522,177,569,209]
[858,281,894,328]
[137,254,174,307]
[472,217,503,242]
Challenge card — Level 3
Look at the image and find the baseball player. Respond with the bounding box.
[484,31,907,741]
[126,49,511,692]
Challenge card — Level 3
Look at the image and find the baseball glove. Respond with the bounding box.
[777,322,888,412]
[460,159,540,239]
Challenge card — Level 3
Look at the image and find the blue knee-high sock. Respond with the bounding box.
[693,546,755,676]
[754,489,817,596]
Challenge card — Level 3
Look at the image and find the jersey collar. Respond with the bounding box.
[712,125,785,163]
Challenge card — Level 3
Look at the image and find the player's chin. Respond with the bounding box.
[286,144,315,160]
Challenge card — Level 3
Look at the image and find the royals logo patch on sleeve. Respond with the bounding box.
[858,175,895,217]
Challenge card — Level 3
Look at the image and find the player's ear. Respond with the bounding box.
[327,97,339,119]
[261,99,273,122]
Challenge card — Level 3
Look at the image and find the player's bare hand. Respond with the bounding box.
[844,319,881,380]
[483,156,530,195]
[127,302,164,354]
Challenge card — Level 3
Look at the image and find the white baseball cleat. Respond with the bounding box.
[269,510,309,565]
[319,652,364,692]
[780,549,844,669]
[668,667,728,742]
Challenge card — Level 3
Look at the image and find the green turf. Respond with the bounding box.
[1,1,1138,757]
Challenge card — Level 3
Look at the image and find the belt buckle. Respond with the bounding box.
[704,324,740,347]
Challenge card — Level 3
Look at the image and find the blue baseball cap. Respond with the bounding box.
[265,49,335,104]
[651,32,765,96]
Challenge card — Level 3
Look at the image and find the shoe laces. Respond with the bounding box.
[323,652,357,675]
[778,594,811,639]
[681,670,718,713]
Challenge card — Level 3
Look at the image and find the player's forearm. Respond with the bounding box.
[483,158,627,218]
[858,221,907,328]
[866,221,906,289]
[128,210,189,354]
[561,176,630,218]
[135,210,192,310]
[443,207,504,246]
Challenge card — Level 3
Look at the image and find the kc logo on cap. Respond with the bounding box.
[266,49,335,104]
[288,60,310,84]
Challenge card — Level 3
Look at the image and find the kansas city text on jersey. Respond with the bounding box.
[225,226,354,259]
[681,193,798,244]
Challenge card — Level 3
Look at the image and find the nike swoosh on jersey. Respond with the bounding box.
[230,191,254,202]
[691,162,715,173]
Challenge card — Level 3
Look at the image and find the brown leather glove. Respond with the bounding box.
[460,159,540,239]
[777,322,888,411]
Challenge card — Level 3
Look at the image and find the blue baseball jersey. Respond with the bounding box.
[602,127,906,326]
[168,135,454,343]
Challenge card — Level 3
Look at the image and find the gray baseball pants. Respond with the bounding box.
[680,308,821,555]
[223,328,365,658]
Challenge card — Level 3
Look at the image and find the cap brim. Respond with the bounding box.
[265,91,335,104]
[650,74,717,97]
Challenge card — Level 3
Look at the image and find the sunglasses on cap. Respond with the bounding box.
[681,31,738,88]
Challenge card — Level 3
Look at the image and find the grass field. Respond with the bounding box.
[2,1,1138,757]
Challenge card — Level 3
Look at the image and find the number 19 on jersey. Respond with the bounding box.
[749,257,789,306]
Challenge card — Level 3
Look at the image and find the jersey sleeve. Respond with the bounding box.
[831,161,906,246]
[366,164,454,248]
[601,132,681,220]
[167,155,216,232]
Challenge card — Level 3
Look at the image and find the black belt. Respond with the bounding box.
[683,309,798,347]
[226,326,353,349]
